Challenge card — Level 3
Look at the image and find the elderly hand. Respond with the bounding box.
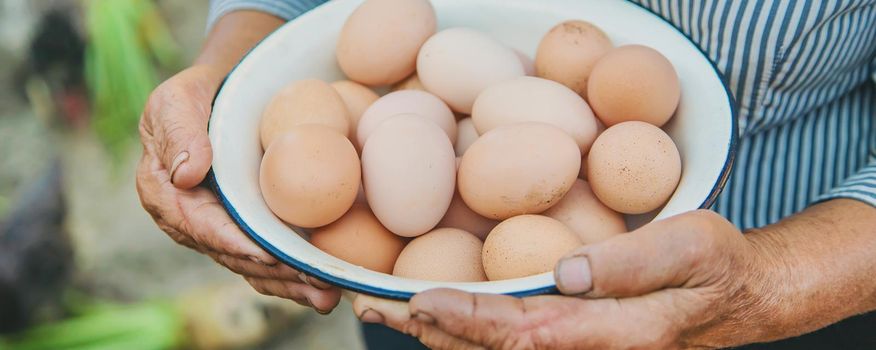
[136,65,341,313]
[357,210,778,349]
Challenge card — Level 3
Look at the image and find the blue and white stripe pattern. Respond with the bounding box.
[208,0,876,231]
[207,0,328,31]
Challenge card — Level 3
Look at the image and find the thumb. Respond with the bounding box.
[554,210,734,298]
[146,66,220,189]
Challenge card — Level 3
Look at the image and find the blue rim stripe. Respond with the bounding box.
[207,0,739,300]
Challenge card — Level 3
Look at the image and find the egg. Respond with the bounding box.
[362,115,456,237]
[259,79,349,149]
[260,125,360,228]
[357,90,457,149]
[391,73,426,92]
[542,179,627,243]
[587,45,681,127]
[471,76,598,154]
[578,119,605,180]
[393,228,486,282]
[336,0,436,86]
[417,27,525,113]
[535,20,613,99]
[331,80,380,148]
[310,202,406,274]
[578,155,588,180]
[437,188,499,241]
[482,215,581,280]
[588,121,681,214]
[513,49,536,76]
[454,117,479,156]
[459,122,580,220]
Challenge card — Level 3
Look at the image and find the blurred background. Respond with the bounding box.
[0,0,364,349]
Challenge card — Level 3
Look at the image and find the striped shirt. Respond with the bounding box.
[208,0,876,231]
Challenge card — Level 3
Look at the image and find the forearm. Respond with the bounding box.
[745,199,876,341]
[194,10,285,78]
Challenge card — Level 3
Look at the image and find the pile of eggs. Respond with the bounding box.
[258,0,682,283]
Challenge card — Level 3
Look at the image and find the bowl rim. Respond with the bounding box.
[207,0,739,300]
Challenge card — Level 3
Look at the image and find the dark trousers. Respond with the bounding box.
[361,312,876,350]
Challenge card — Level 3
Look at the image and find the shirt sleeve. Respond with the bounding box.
[207,0,328,32]
[815,159,876,208]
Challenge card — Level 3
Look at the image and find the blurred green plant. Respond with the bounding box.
[85,0,181,164]
[0,297,186,350]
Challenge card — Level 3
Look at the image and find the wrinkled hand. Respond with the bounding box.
[137,65,340,313]
[358,210,775,349]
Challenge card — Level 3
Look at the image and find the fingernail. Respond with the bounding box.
[298,272,312,286]
[555,256,593,295]
[413,312,435,325]
[359,308,385,324]
[169,151,189,183]
[305,296,332,315]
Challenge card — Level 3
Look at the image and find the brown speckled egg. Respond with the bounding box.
[260,125,360,228]
[310,202,406,274]
[260,79,349,149]
[542,179,627,243]
[535,20,613,99]
[458,122,580,220]
[331,80,379,148]
[393,228,486,282]
[588,121,681,214]
[587,45,681,127]
[437,188,499,241]
[482,215,581,280]
[336,0,436,86]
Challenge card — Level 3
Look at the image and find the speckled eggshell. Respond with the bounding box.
[535,20,613,99]
[482,215,581,281]
[259,125,360,228]
[357,90,457,149]
[588,121,682,214]
[471,76,598,154]
[417,27,525,114]
[588,45,681,127]
[458,122,581,220]
[362,115,456,237]
[542,179,627,243]
[336,0,436,86]
[331,80,379,148]
[259,79,349,149]
[454,117,479,156]
[310,202,407,274]
[393,228,486,282]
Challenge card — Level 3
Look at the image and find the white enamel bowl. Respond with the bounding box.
[208,0,737,300]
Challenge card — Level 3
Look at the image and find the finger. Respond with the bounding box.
[554,209,737,298]
[407,289,533,349]
[145,67,216,189]
[353,294,411,329]
[178,186,277,264]
[212,254,300,280]
[404,322,485,350]
[297,271,334,290]
[245,277,341,314]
